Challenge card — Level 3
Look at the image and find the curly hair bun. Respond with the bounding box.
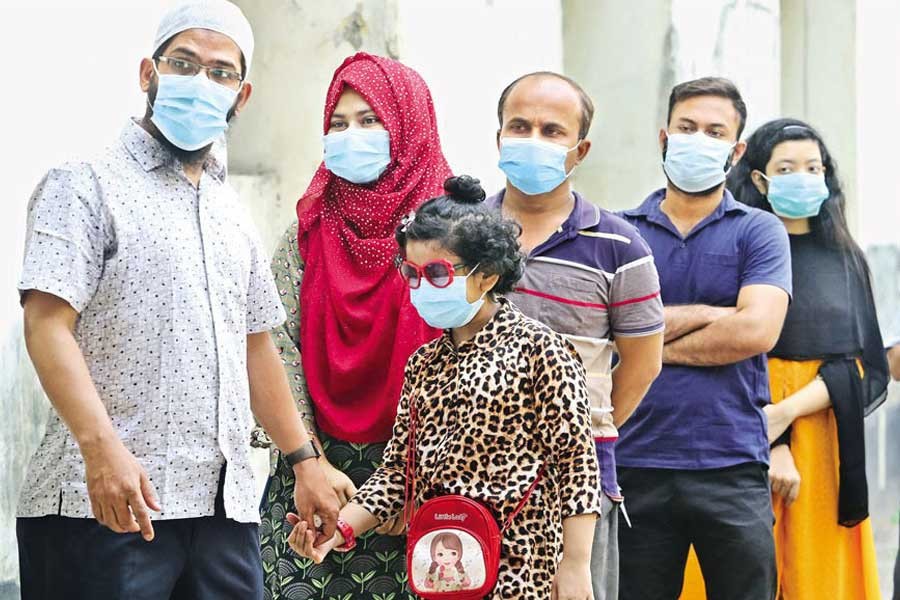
[443,175,486,204]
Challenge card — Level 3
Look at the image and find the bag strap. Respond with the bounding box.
[500,463,545,533]
[403,393,419,525]
[403,393,545,531]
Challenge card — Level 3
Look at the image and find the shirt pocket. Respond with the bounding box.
[696,252,741,304]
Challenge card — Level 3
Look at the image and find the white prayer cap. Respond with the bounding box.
[153,0,255,76]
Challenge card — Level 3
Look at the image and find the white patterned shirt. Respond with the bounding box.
[17,119,285,523]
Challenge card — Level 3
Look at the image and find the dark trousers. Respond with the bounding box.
[17,467,262,600]
[618,463,776,600]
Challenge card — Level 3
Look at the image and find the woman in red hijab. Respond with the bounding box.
[258,53,452,599]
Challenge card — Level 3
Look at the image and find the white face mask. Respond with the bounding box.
[662,132,735,193]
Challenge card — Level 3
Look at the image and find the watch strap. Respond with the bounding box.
[284,441,320,467]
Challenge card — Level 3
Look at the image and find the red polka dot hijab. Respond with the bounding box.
[296,53,451,443]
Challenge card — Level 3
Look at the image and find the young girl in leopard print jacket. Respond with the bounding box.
[288,176,602,599]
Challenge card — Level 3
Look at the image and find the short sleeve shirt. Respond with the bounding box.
[487,190,664,496]
[17,119,285,523]
[617,188,792,470]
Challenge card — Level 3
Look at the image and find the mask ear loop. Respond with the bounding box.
[563,139,584,179]
[146,61,161,113]
[462,263,497,303]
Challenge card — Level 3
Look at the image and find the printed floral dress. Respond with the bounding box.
[257,222,413,600]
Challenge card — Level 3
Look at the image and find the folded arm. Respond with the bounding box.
[662,284,789,367]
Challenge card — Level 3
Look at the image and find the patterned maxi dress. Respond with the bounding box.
[258,222,414,600]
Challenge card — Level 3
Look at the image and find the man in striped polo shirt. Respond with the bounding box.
[488,71,664,600]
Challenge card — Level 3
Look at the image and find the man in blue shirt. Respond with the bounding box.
[618,77,791,600]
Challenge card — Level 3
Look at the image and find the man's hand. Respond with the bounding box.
[82,436,161,541]
[663,305,735,343]
[552,556,593,600]
[769,444,801,505]
[22,291,161,541]
[292,459,341,544]
[320,458,357,506]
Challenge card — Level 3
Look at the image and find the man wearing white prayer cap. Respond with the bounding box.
[15,2,340,598]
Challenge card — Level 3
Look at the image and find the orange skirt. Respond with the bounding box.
[679,358,880,599]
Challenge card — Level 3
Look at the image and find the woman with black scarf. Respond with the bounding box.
[727,118,888,599]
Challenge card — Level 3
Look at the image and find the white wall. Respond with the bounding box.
[564,0,780,212]
[856,0,900,248]
[397,0,564,194]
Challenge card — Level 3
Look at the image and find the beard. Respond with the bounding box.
[142,76,238,166]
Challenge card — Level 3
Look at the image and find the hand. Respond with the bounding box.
[764,401,795,444]
[375,510,407,536]
[769,444,801,505]
[552,556,593,600]
[81,436,161,541]
[286,513,340,563]
[320,458,357,507]
[292,458,341,544]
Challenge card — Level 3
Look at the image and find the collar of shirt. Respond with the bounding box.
[622,187,747,239]
[486,187,600,237]
[436,297,518,354]
[121,118,227,183]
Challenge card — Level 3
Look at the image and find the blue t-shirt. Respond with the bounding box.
[617,189,792,469]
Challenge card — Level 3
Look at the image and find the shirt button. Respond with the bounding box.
[680,242,686,248]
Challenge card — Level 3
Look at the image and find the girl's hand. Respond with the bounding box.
[764,401,795,444]
[286,512,340,564]
[552,556,593,600]
[769,444,801,505]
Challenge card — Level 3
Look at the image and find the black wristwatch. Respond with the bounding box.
[284,441,321,467]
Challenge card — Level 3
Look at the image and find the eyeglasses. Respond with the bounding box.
[398,259,468,289]
[155,56,244,89]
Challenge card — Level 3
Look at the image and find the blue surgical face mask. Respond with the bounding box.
[498,137,580,196]
[323,128,391,184]
[409,265,486,330]
[150,68,238,152]
[662,132,735,193]
[761,172,829,219]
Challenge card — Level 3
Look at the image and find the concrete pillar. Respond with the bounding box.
[563,0,672,211]
[781,0,858,234]
[396,0,564,194]
[564,0,780,212]
[229,0,400,250]
[855,0,900,248]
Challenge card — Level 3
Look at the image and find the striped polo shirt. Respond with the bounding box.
[487,190,664,498]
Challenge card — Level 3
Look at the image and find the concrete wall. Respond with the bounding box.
[396,0,564,194]
[856,0,900,248]
[563,0,780,212]
[562,0,672,210]
[781,0,859,234]
[228,0,402,248]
